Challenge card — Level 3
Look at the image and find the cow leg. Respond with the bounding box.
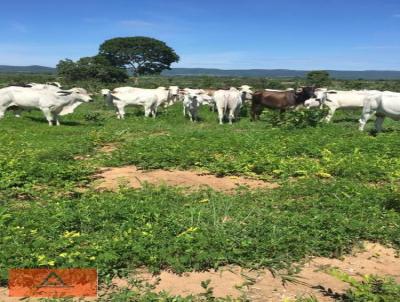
[188,110,193,122]
[116,105,125,119]
[144,107,152,118]
[228,108,235,124]
[151,104,157,118]
[359,113,372,131]
[14,108,22,118]
[325,107,336,122]
[235,106,241,120]
[54,114,60,126]
[374,115,385,133]
[217,108,224,125]
[41,108,54,126]
[183,105,186,116]
[0,108,5,119]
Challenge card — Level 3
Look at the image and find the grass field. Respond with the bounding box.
[0,85,400,301]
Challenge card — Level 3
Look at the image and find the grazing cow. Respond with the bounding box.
[103,87,159,119]
[307,89,381,122]
[0,86,92,125]
[359,91,400,133]
[104,86,179,110]
[7,83,63,117]
[182,91,212,122]
[251,86,315,120]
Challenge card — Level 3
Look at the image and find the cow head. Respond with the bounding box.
[59,88,93,102]
[168,86,180,102]
[239,85,253,101]
[101,89,111,97]
[304,98,322,109]
[295,86,316,104]
[314,88,329,104]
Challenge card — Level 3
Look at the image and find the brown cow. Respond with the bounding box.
[250,86,315,120]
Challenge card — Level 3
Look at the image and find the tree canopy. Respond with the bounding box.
[307,70,331,87]
[57,55,128,83]
[99,36,180,77]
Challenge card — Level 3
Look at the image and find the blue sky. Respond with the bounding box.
[1,0,400,70]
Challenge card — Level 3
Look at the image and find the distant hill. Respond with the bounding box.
[162,68,400,80]
[0,65,56,74]
[1,65,400,80]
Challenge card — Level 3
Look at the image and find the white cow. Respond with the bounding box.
[154,86,180,108]
[0,86,92,126]
[182,88,215,112]
[102,86,179,116]
[214,86,252,125]
[103,87,159,119]
[359,91,400,132]
[182,91,213,122]
[8,83,63,117]
[306,89,380,122]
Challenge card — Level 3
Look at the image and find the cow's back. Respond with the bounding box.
[253,90,295,109]
[328,91,368,108]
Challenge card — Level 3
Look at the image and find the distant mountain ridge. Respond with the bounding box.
[1,65,400,80]
[0,65,56,74]
[163,68,400,80]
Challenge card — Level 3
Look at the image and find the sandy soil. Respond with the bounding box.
[128,242,400,301]
[98,143,118,153]
[94,166,279,193]
[1,242,399,301]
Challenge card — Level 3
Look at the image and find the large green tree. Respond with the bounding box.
[57,55,128,83]
[99,36,180,77]
[306,70,331,87]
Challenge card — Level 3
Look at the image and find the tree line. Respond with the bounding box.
[57,36,334,87]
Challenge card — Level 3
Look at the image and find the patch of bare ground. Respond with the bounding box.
[111,242,400,301]
[98,143,118,153]
[94,166,279,193]
[1,243,398,301]
[73,143,118,161]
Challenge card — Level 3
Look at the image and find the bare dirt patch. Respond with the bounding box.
[1,243,398,301]
[124,242,399,301]
[94,166,279,192]
[98,143,118,153]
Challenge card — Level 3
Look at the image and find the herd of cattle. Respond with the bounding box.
[0,81,399,132]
